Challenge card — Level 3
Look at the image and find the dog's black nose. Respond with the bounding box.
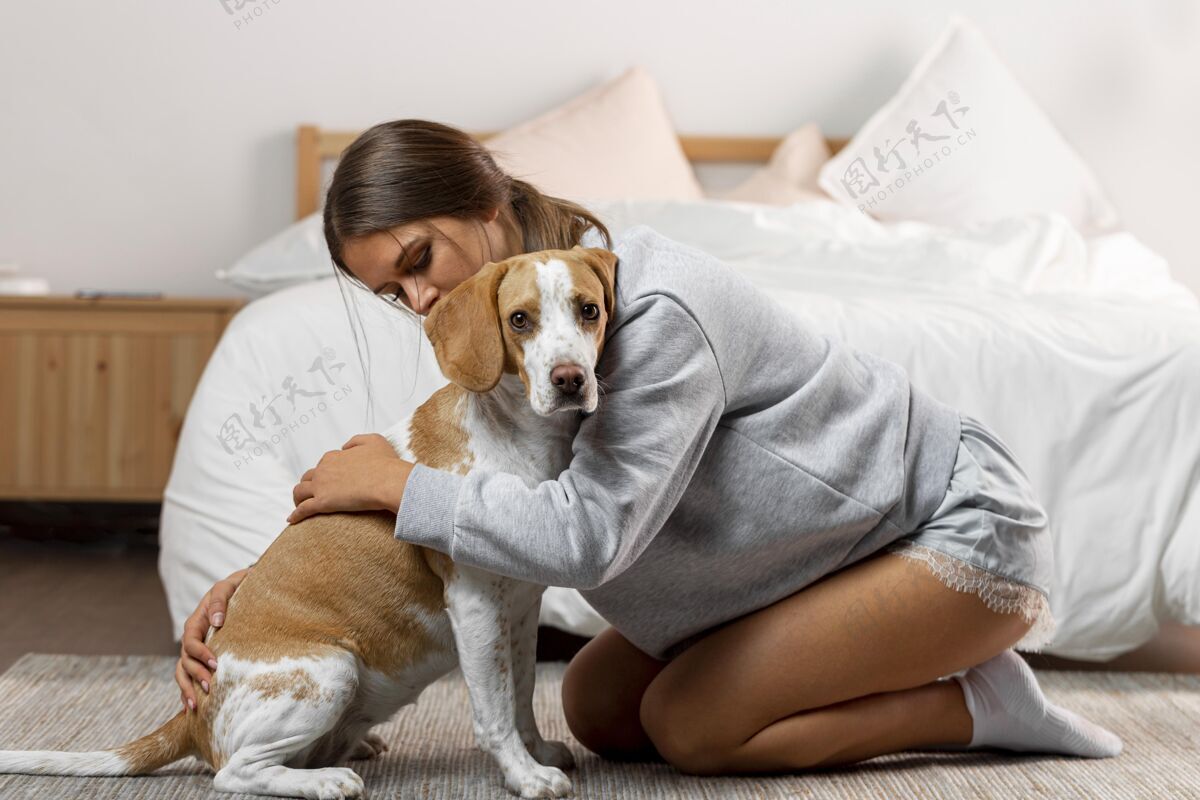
[551,364,585,396]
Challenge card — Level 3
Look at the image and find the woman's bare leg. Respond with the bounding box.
[562,550,1006,767]
[562,549,1123,774]
[635,550,1035,774]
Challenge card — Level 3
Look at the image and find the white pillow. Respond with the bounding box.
[485,65,702,202]
[216,213,329,295]
[711,123,832,205]
[817,16,1120,235]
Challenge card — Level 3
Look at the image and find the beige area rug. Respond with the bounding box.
[0,654,1197,799]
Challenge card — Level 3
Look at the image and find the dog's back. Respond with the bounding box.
[204,511,453,674]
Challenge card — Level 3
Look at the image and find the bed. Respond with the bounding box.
[160,52,1200,663]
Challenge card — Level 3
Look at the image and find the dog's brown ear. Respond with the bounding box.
[423,259,512,393]
[573,245,618,321]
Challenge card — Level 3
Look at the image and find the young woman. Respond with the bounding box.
[175,119,1122,774]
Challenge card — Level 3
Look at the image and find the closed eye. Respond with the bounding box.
[381,247,432,303]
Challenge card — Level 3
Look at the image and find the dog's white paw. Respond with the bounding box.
[300,767,365,800]
[348,732,390,760]
[505,764,573,798]
[528,738,575,770]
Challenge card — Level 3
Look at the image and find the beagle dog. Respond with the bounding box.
[0,245,619,800]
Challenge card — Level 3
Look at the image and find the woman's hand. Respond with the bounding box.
[288,433,414,525]
[176,567,251,712]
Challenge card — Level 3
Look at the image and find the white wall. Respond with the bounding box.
[1,0,1198,299]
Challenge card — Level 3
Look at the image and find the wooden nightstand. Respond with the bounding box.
[0,295,246,502]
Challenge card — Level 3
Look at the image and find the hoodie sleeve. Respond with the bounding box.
[393,295,727,589]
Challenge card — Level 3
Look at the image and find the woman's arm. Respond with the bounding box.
[174,566,252,711]
[395,297,727,589]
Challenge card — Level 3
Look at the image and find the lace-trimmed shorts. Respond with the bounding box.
[884,412,1057,653]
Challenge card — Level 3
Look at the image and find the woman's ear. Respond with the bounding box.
[574,246,618,321]
[423,259,512,392]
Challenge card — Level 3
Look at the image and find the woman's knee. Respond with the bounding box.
[561,627,666,761]
[560,646,603,747]
[637,677,717,774]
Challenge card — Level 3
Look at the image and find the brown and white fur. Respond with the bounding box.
[0,245,619,799]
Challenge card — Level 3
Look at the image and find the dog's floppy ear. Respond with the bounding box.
[573,245,618,321]
[423,258,512,393]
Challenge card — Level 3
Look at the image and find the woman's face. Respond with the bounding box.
[340,207,520,316]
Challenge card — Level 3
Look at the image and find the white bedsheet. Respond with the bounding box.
[161,198,1200,660]
[590,199,1200,659]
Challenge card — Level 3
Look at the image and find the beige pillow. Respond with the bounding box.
[714,123,833,205]
[485,66,703,203]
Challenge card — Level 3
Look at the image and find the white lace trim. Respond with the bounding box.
[883,540,1057,653]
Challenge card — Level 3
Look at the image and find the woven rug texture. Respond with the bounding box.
[0,654,1197,799]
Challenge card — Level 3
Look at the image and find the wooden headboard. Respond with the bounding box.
[296,124,848,221]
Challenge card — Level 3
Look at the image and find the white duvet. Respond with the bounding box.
[161,198,1200,661]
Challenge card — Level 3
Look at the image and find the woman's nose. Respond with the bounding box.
[415,290,439,315]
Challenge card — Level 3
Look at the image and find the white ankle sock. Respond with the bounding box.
[940,649,1123,758]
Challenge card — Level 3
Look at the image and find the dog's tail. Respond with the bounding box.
[0,709,194,776]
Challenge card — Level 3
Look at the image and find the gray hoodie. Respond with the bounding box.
[394,225,962,661]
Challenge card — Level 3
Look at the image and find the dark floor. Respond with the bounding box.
[0,528,177,673]
[1,503,1197,676]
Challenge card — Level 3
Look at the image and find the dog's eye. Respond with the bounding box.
[509,312,528,329]
[581,303,600,321]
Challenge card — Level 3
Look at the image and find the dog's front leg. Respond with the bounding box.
[511,592,575,770]
[445,568,573,799]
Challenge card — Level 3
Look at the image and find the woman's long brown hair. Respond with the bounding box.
[321,118,612,421]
